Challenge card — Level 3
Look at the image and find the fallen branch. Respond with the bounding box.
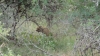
[93,24,100,33]
[32,43,53,56]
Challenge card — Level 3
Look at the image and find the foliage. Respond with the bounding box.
[0,21,10,41]
[0,0,100,56]
[19,31,57,50]
[32,0,64,16]
[73,19,100,56]
[38,36,57,50]
[66,0,100,21]
[3,48,21,56]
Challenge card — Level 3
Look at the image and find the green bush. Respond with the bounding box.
[0,21,10,42]
[3,48,21,56]
[38,35,57,50]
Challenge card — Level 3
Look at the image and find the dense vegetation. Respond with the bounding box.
[0,0,100,56]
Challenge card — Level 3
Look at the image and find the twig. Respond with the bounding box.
[16,19,27,29]
[32,43,53,56]
[0,33,9,42]
[20,39,54,56]
[22,43,54,56]
[28,16,40,26]
[93,24,100,33]
[0,42,6,56]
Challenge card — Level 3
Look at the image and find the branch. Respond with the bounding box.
[93,24,100,33]
[28,16,40,26]
[16,19,27,30]
[32,43,53,56]
[0,42,5,56]
[0,33,9,42]
[22,43,54,56]
[19,39,53,56]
